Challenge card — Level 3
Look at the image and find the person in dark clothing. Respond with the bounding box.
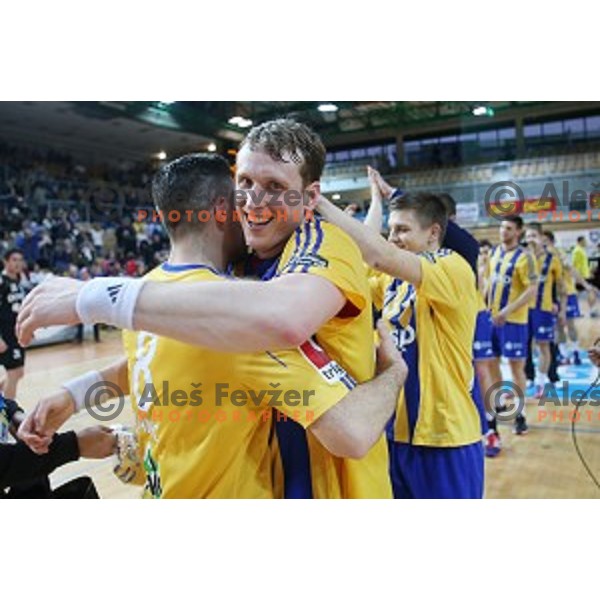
[0,249,27,401]
[115,217,137,259]
[1,394,116,498]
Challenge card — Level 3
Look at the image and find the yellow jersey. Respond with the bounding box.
[272,216,392,498]
[559,249,577,296]
[476,257,490,312]
[533,250,562,312]
[370,250,482,447]
[122,264,351,499]
[572,245,590,279]
[489,245,537,324]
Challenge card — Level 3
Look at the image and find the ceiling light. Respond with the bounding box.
[472,105,494,117]
[228,116,253,128]
[332,193,341,200]
[207,143,217,152]
[157,151,167,160]
[318,103,338,113]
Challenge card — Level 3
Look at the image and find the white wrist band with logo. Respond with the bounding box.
[75,277,145,330]
[62,370,104,413]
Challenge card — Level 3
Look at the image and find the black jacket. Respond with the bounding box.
[1,431,80,495]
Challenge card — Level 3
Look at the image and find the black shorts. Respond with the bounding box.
[0,341,26,370]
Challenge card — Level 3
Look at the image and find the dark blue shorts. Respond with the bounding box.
[388,440,484,499]
[491,322,528,360]
[529,309,555,343]
[566,294,581,320]
[473,310,494,361]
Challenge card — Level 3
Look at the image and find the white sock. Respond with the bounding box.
[497,393,510,408]
[535,373,548,389]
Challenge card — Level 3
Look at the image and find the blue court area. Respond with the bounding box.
[500,351,600,434]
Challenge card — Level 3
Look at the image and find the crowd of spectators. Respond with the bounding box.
[0,142,170,286]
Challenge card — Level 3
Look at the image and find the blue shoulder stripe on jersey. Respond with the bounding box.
[403,311,421,442]
[286,221,313,274]
[498,248,523,311]
[536,252,554,310]
[301,217,325,274]
[489,247,505,308]
[283,226,303,274]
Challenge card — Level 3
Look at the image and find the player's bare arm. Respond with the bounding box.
[317,194,424,285]
[18,357,129,454]
[17,272,346,353]
[309,322,407,459]
[364,166,385,233]
[492,284,537,326]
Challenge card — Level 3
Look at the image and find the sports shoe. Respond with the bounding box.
[513,415,529,435]
[485,430,502,458]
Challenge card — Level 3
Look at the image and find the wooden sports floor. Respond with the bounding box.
[8,313,600,500]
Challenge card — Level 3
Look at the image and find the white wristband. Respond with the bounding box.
[62,370,104,413]
[76,277,145,330]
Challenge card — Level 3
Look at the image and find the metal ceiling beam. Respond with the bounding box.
[321,101,600,147]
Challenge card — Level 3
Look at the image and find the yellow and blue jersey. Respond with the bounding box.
[488,246,538,324]
[556,249,577,296]
[533,250,562,312]
[122,263,352,499]
[243,215,392,499]
[370,250,482,448]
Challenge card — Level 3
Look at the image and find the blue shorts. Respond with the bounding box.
[566,294,581,320]
[491,322,528,360]
[473,310,494,361]
[529,309,555,343]
[388,440,484,499]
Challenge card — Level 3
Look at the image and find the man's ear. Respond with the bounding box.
[304,182,321,210]
[431,222,442,243]
[213,196,231,229]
